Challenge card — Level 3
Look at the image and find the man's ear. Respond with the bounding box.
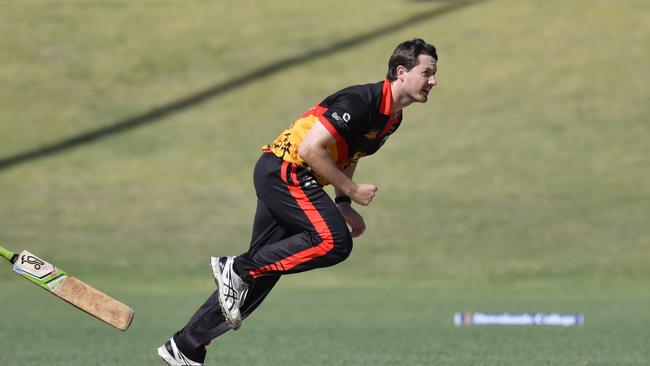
[396,65,408,81]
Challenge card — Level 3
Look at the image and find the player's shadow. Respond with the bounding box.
[0,0,486,172]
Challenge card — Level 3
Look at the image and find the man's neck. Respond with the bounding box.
[390,81,411,113]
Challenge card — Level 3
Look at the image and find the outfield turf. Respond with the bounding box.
[1,1,649,365]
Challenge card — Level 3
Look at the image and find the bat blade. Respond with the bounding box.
[2,246,134,331]
[53,276,135,331]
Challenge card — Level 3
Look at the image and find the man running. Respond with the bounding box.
[158,38,438,366]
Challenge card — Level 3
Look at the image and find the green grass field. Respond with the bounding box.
[1,0,648,365]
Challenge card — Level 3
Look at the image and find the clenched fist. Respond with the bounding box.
[349,184,377,206]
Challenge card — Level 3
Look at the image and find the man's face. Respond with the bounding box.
[400,54,438,103]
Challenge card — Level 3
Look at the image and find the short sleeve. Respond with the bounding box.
[320,93,370,141]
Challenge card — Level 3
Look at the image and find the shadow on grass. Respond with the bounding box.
[0,0,487,172]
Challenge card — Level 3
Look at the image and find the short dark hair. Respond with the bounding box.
[386,39,438,81]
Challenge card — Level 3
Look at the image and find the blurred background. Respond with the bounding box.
[0,0,648,365]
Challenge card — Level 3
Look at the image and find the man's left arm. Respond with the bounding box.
[335,163,367,238]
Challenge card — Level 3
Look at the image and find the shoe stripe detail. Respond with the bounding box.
[161,338,202,366]
[165,341,176,358]
[249,164,334,279]
[213,256,245,329]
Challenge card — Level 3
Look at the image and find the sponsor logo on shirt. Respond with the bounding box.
[330,111,352,130]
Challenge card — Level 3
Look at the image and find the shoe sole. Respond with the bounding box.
[210,257,242,330]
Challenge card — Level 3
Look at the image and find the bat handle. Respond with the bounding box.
[0,246,17,263]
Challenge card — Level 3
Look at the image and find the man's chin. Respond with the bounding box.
[406,93,429,105]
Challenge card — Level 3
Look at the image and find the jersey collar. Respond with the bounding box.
[379,79,394,116]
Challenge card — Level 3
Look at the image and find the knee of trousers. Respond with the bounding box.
[327,226,353,264]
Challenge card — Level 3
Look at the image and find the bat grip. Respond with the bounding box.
[0,246,17,263]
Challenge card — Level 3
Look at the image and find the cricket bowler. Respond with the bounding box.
[158,38,438,365]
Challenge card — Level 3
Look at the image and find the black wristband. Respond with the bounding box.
[335,196,352,204]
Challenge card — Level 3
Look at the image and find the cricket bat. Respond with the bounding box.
[0,245,134,331]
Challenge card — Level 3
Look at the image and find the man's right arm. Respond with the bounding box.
[298,122,377,206]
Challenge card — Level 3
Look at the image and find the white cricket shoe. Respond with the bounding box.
[211,256,249,330]
[157,337,202,366]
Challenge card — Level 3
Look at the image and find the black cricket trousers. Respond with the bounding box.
[173,152,353,362]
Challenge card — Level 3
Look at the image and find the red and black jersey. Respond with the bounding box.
[264,79,402,185]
